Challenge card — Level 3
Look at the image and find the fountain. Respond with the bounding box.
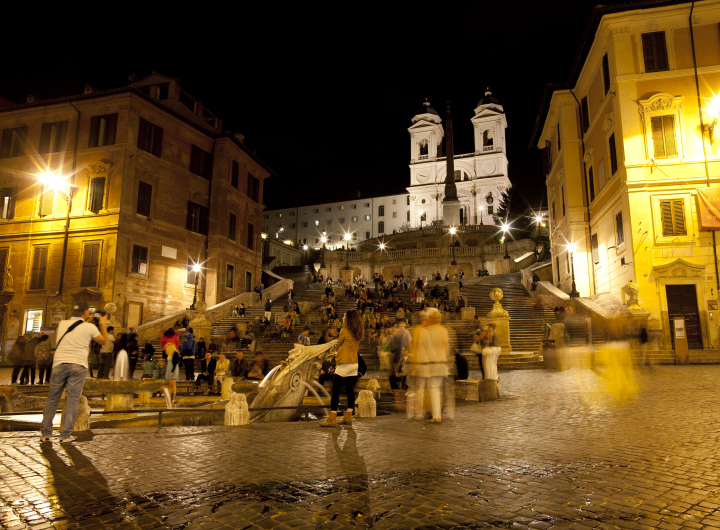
[83,380,166,411]
[0,385,17,413]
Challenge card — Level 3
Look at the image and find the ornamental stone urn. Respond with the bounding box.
[486,288,511,352]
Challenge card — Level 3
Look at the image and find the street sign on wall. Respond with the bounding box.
[697,188,720,230]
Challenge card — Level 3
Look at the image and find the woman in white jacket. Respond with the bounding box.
[414,308,449,423]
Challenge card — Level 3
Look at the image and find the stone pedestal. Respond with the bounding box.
[442,199,460,227]
[60,395,92,432]
[460,307,476,321]
[366,378,380,396]
[454,380,480,401]
[548,323,566,349]
[448,281,460,305]
[225,393,249,426]
[221,377,234,400]
[356,390,376,418]
[487,288,511,352]
[448,264,460,281]
[340,268,354,286]
[188,301,212,344]
[479,379,499,402]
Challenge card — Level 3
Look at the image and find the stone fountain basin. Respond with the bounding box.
[0,385,18,398]
[83,380,166,411]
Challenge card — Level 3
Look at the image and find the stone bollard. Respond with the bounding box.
[60,395,92,432]
[137,391,153,405]
[355,390,376,418]
[366,378,381,398]
[224,393,249,426]
[479,380,499,402]
[221,377,234,400]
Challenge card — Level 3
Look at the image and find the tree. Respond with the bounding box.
[492,187,513,226]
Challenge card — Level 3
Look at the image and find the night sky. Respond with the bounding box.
[1,3,602,213]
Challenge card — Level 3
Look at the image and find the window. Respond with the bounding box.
[566,253,570,273]
[651,116,677,159]
[591,234,599,264]
[327,219,333,225]
[407,211,410,222]
[88,177,105,212]
[597,158,606,191]
[555,256,561,283]
[247,224,255,250]
[39,121,68,154]
[602,54,610,95]
[339,217,345,223]
[137,118,163,157]
[226,264,234,288]
[642,31,669,73]
[365,231,370,239]
[392,199,397,205]
[364,215,371,221]
[277,213,282,218]
[290,211,295,216]
[561,187,566,217]
[314,220,320,226]
[190,145,213,179]
[616,211,625,246]
[229,213,237,241]
[392,212,397,218]
[136,181,152,217]
[660,199,686,236]
[327,235,333,243]
[186,201,209,235]
[0,126,28,158]
[81,242,100,287]
[351,204,357,209]
[231,161,239,188]
[131,245,148,274]
[326,207,332,212]
[186,259,198,284]
[588,167,595,202]
[89,114,117,148]
[30,246,48,290]
[315,237,319,244]
[483,129,494,149]
[378,221,385,233]
[581,97,589,133]
[245,271,252,293]
[38,186,54,217]
[302,221,308,227]
[0,248,6,290]
[406,196,410,205]
[290,223,296,228]
[552,202,556,226]
[419,139,429,158]
[313,208,319,213]
[545,140,552,171]
[557,123,561,153]
[247,174,260,202]
[339,206,344,211]
[608,133,618,175]
[353,233,358,241]
[487,205,493,216]
[264,214,269,219]
[364,202,370,207]
[352,216,358,222]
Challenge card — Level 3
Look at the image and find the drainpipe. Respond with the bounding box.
[690,2,720,294]
[204,138,216,305]
[567,88,597,296]
[58,101,80,296]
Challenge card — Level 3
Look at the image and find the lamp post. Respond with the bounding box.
[420,211,424,229]
[502,223,510,259]
[535,215,542,244]
[344,233,352,270]
[478,205,484,225]
[320,232,327,269]
[189,263,202,310]
[303,244,308,265]
[38,170,71,295]
[449,226,458,265]
[568,243,580,298]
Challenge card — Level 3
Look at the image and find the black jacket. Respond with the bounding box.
[200,358,217,378]
[230,358,248,378]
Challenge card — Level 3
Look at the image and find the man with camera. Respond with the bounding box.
[40,301,108,443]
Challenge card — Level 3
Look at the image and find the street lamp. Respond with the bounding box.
[38,170,72,295]
[189,262,202,310]
[502,223,511,259]
[449,226,457,265]
[478,205,484,225]
[344,233,352,270]
[567,242,580,298]
[320,232,327,268]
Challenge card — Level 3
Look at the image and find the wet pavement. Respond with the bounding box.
[2,365,720,528]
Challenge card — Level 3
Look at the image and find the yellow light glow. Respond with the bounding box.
[567,243,577,253]
[321,237,327,243]
[38,170,66,191]
[502,223,510,232]
[379,243,385,250]
[302,245,308,250]
[283,240,292,245]
[192,263,201,273]
[261,233,267,239]
[344,233,351,241]
[535,216,542,223]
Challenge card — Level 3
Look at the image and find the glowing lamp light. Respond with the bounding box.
[567,242,577,254]
[192,263,201,273]
[321,236,327,244]
[379,243,386,250]
[502,223,510,232]
[261,233,267,240]
[344,233,352,241]
[279,227,284,233]
[449,227,456,235]
[283,240,292,245]
[535,216,542,223]
[303,245,308,251]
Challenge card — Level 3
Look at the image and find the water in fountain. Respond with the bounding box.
[162,387,173,409]
[311,381,330,398]
[302,381,325,405]
[1,395,13,413]
[258,365,283,389]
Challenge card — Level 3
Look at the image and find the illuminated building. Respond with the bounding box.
[534,0,720,349]
[0,73,270,349]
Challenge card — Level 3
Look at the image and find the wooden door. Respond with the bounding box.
[666,285,702,349]
[127,302,143,330]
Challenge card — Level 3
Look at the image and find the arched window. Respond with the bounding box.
[378,205,385,217]
[483,129,494,150]
[378,221,385,234]
[418,139,428,158]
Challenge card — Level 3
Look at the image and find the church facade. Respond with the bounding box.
[262,93,511,249]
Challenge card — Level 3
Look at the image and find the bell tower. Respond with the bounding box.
[408,99,444,186]
[471,89,508,156]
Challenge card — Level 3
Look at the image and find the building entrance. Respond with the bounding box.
[666,285,703,349]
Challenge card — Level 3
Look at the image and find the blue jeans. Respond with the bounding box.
[41,363,87,438]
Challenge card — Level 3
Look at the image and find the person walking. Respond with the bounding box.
[8,335,26,384]
[35,334,52,384]
[164,343,180,402]
[414,308,449,423]
[97,326,115,379]
[320,309,364,428]
[40,301,108,443]
[181,330,197,381]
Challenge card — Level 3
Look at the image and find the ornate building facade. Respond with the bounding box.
[0,73,270,351]
[262,95,511,248]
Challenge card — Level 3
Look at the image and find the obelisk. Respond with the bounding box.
[442,101,461,226]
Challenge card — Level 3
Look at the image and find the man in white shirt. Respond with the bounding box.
[40,301,108,443]
[97,326,115,379]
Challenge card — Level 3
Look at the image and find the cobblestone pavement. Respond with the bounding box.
[2,365,720,529]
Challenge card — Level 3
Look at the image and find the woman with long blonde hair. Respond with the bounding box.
[164,343,181,402]
[320,309,364,427]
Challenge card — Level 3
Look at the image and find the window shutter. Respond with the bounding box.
[588,167,595,202]
[643,32,668,72]
[152,126,163,158]
[660,200,674,236]
[609,134,618,175]
[602,54,610,94]
[662,116,677,157]
[0,248,7,289]
[672,199,686,235]
[89,177,105,212]
[39,124,51,154]
[137,181,152,217]
[591,234,599,264]
[30,247,48,290]
[56,121,68,152]
[6,187,16,219]
[651,117,666,158]
[581,97,590,133]
[106,114,117,146]
[81,243,100,287]
[616,212,625,245]
[0,130,12,158]
[39,187,54,217]
[89,116,100,148]
[642,33,656,71]
[137,118,148,150]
